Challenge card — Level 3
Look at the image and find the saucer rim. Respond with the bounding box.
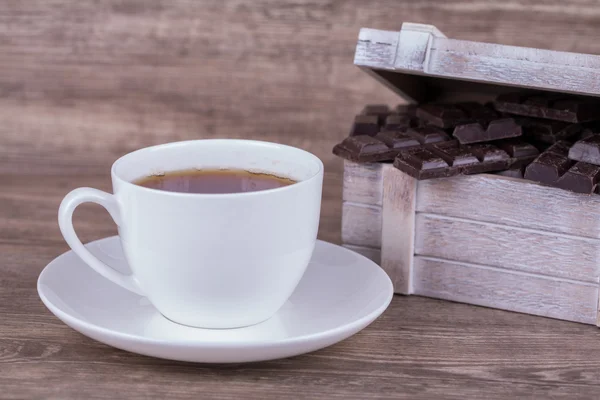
[38,236,394,350]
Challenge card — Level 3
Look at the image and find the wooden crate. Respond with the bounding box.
[343,161,600,325]
[344,22,600,325]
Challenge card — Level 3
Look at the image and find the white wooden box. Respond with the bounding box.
[344,23,600,325]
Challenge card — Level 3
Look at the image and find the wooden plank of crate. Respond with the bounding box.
[342,160,384,206]
[355,23,600,98]
[415,213,600,283]
[426,35,600,97]
[413,256,599,325]
[342,202,382,248]
[381,164,416,294]
[342,244,381,264]
[416,174,600,239]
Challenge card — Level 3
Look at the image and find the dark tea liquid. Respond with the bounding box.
[133,169,296,194]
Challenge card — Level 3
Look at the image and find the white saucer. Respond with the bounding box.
[38,236,393,363]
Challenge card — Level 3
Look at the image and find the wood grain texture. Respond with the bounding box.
[8,0,600,398]
[342,160,383,206]
[342,168,600,325]
[341,202,382,248]
[415,213,600,283]
[427,36,599,95]
[417,174,600,239]
[358,23,600,98]
[381,164,416,294]
[413,257,599,325]
[5,0,600,177]
[6,173,600,398]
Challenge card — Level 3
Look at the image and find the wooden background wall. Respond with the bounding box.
[3,0,600,177]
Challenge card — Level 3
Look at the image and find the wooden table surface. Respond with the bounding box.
[5,1,600,398]
[2,169,600,400]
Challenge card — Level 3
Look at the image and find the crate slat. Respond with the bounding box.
[381,165,416,294]
[413,256,599,325]
[342,160,384,206]
[342,202,382,248]
[416,174,600,239]
[415,213,600,283]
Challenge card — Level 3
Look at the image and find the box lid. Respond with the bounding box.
[355,23,600,103]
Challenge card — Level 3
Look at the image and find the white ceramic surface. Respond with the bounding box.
[38,236,393,363]
[58,140,323,328]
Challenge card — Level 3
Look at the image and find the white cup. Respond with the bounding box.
[58,140,323,328]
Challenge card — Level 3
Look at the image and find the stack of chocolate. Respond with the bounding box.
[332,93,600,194]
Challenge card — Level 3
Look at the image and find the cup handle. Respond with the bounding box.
[58,187,144,295]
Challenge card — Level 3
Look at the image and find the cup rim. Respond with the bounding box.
[111,139,324,198]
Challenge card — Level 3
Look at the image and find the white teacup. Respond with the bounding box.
[58,140,323,328]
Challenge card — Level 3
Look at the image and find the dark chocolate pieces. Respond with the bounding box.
[350,115,380,136]
[332,135,396,162]
[383,104,420,131]
[417,102,524,144]
[452,115,583,145]
[336,97,600,191]
[360,104,390,116]
[520,118,583,144]
[406,126,450,144]
[393,147,457,180]
[555,162,600,194]
[351,104,419,136]
[360,104,391,125]
[495,93,600,123]
[524,142,573,185]
[453,118,522,144]
[374,131,420,149]
[334,125,450,163]
[417,102,499,129]
[524,141,600,193]
[416,104,468,129]
[465,143,513,174]
[383,114,420,131]
[495,139,540,168]
[393,140,526,180]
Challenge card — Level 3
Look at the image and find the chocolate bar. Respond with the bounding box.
[417,102,524,144]
[374,131,420,149]
[351,104,420,136]
[453,118,522,144]
[382,114,420,131]
[404,126,450,144]
[494,93,600,123]
[382,105,420,131]
[524,141,600,193]
[524,142,573,185]
[416,102,499,129]
[519,118,583,144]
[555,162,600,194]
[568,135,600,165]
[394,147,459,180]
[392,140,532,180]
[361,104,390,116]
[350,115,380,136]
[495,139,540,168]
[333,126,450,163]
[464,143,516,174]
[360,104,392,125]
[332,135,397,162]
